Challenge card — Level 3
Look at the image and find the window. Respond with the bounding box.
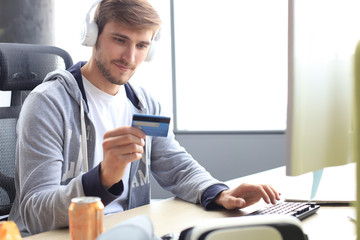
[173,0,288,131]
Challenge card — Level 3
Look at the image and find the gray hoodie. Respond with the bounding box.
[8,62,227,235]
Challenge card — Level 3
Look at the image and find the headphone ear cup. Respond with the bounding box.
[145,40,157,62]
[80,20,99,47]
[145,30,161,62]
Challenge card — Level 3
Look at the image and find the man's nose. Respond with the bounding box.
[122,45,136,63]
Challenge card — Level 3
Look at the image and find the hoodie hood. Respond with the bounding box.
[43,66,87,112]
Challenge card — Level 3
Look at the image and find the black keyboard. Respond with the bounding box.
[247,201,320,220]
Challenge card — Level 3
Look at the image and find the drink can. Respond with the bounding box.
[69,196,104,240]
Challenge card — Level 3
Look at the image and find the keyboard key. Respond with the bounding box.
[247,201,320,220]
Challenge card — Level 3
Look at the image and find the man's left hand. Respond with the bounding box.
[215,183,281,209]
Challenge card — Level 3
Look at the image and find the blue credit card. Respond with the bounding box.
[132,114,171,137]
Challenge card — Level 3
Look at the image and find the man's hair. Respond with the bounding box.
[94,0,161,38]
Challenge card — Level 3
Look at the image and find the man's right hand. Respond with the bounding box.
[100,126,146,189]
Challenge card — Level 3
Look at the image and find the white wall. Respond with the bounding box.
[151,132,285,199]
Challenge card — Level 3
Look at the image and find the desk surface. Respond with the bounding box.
[25,166,357,240]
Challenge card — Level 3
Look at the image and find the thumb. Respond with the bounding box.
[222,196,246,210]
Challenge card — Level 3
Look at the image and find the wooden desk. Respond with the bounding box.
[24,166,357,240]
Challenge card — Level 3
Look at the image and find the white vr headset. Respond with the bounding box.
[96,215,307,240]
[178,215,307,240]
[80,0,159,62]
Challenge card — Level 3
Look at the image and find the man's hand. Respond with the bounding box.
[215,183,281,209]
[100,126,146,189]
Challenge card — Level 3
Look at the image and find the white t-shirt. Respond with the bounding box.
[82,76,132,213]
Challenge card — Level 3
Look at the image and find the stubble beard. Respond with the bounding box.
[95,51,135,86]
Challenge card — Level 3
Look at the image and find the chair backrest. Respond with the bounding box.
[0,43,73,106]
[0,43,73,219]
[0,106,21,219]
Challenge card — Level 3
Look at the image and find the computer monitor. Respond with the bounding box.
[285,0,359,177]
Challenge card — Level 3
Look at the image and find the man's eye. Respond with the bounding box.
[138,44,148,49]
[115,38,125,43]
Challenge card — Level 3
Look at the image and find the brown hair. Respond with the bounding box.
[94,0,161,38]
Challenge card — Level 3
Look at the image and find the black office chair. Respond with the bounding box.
[0,43,73,220]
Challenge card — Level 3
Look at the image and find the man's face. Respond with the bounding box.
[94,21,154,86]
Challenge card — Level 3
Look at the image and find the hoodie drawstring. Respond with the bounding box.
[80,100,89,172]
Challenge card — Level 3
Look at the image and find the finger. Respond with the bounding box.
[104,126,146,139]
[255,185,271,204]
[104,143,144,163]
[260,184,281,204]
[262,185,278,204]
[114,152,143,163]
[269,185,281,200]
[101,147,143,168]
[114,143,144,155]
[103,134,145,150]
[265,185,281,202]
[223,196,246,210]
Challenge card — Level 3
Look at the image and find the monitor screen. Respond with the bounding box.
[286,0,359,176]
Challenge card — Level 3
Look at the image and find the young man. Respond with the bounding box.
[8,0,280,235]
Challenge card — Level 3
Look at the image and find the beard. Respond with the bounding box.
[94,49,135,86]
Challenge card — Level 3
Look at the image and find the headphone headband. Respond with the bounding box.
[80,0,159,61]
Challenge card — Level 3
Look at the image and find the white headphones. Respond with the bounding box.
[80,0,159,62]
